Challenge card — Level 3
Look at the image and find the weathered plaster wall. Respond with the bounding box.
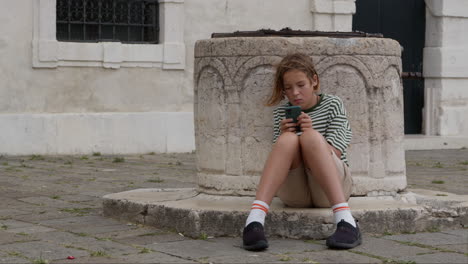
[0,1,191,114]
[0,0,193,154]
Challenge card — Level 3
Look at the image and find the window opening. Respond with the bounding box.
[56,0,159,44]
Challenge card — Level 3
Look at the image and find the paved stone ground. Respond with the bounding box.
[0,150,467,264]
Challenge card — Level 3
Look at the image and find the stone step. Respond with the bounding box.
[102,188,468,239]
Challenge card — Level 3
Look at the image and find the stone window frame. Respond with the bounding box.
[33,0,185,69]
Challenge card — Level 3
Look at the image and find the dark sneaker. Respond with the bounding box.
[326,220,362,249]
[242,222,269,251]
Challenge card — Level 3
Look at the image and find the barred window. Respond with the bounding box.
[56,0,159,44]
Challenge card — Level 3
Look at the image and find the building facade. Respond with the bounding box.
[0,0,466,155]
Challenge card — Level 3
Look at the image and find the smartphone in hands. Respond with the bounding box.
[284,106,302,132]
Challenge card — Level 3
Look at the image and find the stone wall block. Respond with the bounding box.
[195,61,227,172]
[225,103,242,176]
[196,67,227,134]
[196,135,226,173]
[381,66,406,175]
[102,199,146,224]
[225,134,242,176]
[239,63,276,175]
[197,174,259,196]
[145,205,200,237]
[225,88,239,104]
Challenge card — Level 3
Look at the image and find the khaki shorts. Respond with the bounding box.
[277,151,353,208]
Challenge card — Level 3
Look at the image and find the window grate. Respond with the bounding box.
[56,0,159,44]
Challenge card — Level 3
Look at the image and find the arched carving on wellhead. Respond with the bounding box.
[315,55,376,89]
[194,57,233,89]
[233,55,283,91]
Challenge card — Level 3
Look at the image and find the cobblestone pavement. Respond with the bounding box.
[0,150,467,264]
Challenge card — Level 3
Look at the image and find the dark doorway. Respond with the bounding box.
[352,0,426,134]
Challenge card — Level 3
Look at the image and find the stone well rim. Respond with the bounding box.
[211,29,384,39]
[194,36,402,57]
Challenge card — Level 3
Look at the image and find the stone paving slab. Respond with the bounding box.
[405,149,468,195]
[0,231,38,245]
[438,244,468,254]
[18,196,85,209]
[121,251,197,264]
[33,230,104,245]
[38,215,123,229]
[0,150,467,263]
[442,228,468,239]
[349,236,434,259]
[397,252,468,264]
[261,238,325,253]
[148,238,281,263]
[10,208,81,223]
[146,239,243,260]
[36,215,137,235]
[59,222,136,235]
[0,189,37,199]
[50,256,128,264]
[287,250,382,263]
[1,198,34,209]
[5,225,56,235]
[384,231,468,246]
[113,231,189,245]
[199,251,282,264]
[92,226,164,240]
[58,194,98,203]
[0,241,89,262]
[0,209,30,219]
[0,219,33,229]
[0,253,29,264]
[32,231,140,257]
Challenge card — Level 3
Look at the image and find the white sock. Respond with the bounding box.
[245,200,269,227]
[332,202,356,227]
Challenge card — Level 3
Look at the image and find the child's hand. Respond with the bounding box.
[297,112,313,131]
[280,118,297,133]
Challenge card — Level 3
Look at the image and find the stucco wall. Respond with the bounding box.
[0,1,192,114]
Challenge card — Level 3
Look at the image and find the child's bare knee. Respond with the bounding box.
[277,132,299,144]
[299,129,322,145]
[274,132,300,152]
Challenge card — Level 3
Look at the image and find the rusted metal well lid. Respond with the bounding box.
[211,27,383,38]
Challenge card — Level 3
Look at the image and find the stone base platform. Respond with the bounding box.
[102,188,468,239]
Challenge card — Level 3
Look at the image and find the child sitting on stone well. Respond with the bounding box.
[242,53,361,251]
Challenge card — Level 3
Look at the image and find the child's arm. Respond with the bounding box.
[324,99,352,158]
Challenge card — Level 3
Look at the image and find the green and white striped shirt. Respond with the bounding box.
[273,93,352,165]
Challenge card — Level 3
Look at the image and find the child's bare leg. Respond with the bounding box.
[255,132,302,205]
[299,129,360,249]
[243,132,301,251]
[299,129,345,205]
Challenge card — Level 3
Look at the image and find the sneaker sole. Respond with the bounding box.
[243,240,269,251]
[326,234,362,249]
